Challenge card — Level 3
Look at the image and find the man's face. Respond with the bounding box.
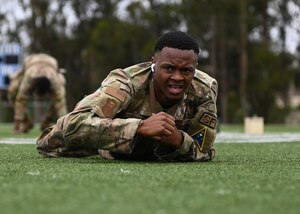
[152,47,198,108]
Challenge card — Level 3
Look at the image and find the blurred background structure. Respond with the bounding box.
[0,43,22,122]
[0,0,300,124]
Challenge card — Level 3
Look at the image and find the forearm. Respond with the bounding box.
[61,111,142,154]
[14,95,28,120]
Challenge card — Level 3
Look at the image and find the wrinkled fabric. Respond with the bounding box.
[36,62,218,161]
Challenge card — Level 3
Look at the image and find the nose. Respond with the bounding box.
[170,70,184,81]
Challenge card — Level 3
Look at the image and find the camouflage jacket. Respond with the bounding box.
[9,54,67,120]
[37,62,218,161]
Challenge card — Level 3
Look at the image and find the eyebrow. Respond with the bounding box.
[163,63,195,69]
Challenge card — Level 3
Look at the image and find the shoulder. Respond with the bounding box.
[123,62,152,80]
[123,62,152,76]
[191,69,218,97]
[124,62,152,89]
[103,62,152,89]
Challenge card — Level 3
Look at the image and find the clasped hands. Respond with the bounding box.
[136,112,183,149]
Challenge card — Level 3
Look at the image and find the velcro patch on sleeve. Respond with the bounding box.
[199,112,218,129]
[101,98,118,118]
[191,127,207,151]
[104,86,127,102]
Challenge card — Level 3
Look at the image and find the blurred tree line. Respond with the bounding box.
[1,0,300,123]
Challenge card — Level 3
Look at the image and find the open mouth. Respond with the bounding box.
[168,84,184,95]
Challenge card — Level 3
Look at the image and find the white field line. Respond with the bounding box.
[215,132,300,143]
[0,138,37,144]
[0,132,299,144]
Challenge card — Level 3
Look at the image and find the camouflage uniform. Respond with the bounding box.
[36,62,218,161]
[8,54,67,130]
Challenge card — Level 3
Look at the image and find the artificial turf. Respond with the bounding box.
[0,141,299,214]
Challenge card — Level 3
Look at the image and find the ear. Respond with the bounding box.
[151,63,155,72]
[151,57,156,72]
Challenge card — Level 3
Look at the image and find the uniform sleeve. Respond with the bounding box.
[14,74,31,120]
[37,69,143,156]
[155,80,218,161]
[8,69,23,105]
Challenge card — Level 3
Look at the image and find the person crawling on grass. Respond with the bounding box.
[36,31,218,161]
[8,53,67,134]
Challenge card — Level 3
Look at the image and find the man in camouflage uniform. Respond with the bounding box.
[8,53,67,133]
[36,31,218,161]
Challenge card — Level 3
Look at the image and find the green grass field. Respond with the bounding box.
[0,123,300,214]
[0,123,40,138]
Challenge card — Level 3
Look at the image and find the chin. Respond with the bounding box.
[167,95,183,103]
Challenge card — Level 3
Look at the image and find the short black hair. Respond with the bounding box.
[154,31,199,54]
[32,77,51,95]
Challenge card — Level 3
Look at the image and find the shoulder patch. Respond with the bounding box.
[199,112,218,129]
[191,127,207,152]
[104,86,127,102]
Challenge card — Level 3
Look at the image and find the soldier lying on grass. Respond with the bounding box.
[36,31,218,161]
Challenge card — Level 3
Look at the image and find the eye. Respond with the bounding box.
[164,65,175,72]
[180,68,194,75]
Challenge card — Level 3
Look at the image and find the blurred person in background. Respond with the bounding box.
[36,31,218,162]
[8,53,67,133]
